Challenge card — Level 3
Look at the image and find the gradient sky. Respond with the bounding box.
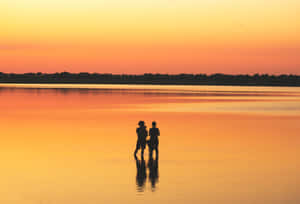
[1,0,299,74]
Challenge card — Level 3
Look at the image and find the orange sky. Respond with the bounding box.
[0,0,299,74]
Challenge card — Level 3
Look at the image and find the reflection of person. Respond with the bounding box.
[148,157,159,190]
[135,157,147,192]
[148,121,160,159]
[134,121,148,158]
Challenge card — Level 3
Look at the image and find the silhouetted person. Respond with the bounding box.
[135,156,147,192]
[134,121,148,158]
[148,157,159,191]
[148,121,160,159]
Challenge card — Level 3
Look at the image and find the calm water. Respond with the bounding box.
[0,84,300,204]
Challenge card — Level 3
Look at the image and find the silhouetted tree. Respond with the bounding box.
[0,72,299,86]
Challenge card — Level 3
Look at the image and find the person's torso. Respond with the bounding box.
[150,128,159,141]
[137,127,147,141]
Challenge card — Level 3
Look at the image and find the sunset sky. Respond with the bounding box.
[1,0,299,74]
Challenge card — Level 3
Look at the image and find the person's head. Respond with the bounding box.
[152,121,156,127]
[138,121,145,127]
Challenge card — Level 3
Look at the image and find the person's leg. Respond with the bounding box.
[141,142,146,158]
[141,148,144,158]
[134,142,140,155]
[149,147,153,158]
[155,147,159,159]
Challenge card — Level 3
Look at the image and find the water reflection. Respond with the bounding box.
[0,84,300,203]
[135,156,159,192]
[148,157,159,191]
[135,156,147,192]
[2,84,300,97]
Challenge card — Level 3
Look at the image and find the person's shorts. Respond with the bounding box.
[148,140,159,149]
[136,141,146,149]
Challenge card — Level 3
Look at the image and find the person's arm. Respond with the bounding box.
[157,128,160,136]
[144,128,149,141]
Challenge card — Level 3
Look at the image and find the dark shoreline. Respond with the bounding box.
[1,82,300,88]
[1,72,300,87]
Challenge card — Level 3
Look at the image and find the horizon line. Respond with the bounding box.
[1,72,300,76]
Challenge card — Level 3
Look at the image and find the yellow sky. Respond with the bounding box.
[1,0,299,73]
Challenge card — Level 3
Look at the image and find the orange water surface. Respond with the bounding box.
[0,84,300,204]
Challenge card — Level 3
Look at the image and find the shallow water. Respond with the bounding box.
[0,84,300,204]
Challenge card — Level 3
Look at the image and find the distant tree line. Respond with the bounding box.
[0,72,300,87]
